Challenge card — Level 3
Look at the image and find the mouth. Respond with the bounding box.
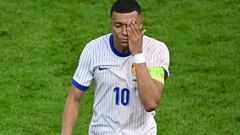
[120,39,128,43]
[120,41,128,45]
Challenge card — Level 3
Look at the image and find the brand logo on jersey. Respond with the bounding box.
[98,66,108,71]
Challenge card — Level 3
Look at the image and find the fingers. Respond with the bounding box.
[127,21,133,37]
[127,20,141,37]
[131,21,140,35]
[126,20,144,55]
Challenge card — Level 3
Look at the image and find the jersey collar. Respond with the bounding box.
[109,34,131,57]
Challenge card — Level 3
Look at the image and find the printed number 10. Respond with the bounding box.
[113,87,130,106]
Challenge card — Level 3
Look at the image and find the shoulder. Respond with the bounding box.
[143,35,169,52]
[80,34,111,60]
[85,33,111,49]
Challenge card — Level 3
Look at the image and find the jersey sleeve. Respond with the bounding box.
[72,45,93,91]
[148,42,170,78]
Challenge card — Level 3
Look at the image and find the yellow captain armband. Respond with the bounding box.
[148,67,165,85]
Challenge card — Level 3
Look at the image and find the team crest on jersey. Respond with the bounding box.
[132,65,137,81]
[132,65,136,75]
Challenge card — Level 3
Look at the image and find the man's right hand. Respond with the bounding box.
[61,86,85,135]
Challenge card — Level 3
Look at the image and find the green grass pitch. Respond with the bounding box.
[0,0,239,134]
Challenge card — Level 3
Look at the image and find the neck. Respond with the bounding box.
[113,39,129,54]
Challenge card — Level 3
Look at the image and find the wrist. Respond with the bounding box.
[133,53,145,64]
[131,50,142,56]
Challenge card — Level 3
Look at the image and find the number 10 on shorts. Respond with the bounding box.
[113,87,130,106]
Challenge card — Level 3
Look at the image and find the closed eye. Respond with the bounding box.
[115,22,123,28]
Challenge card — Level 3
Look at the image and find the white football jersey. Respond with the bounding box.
[72,33,170,135]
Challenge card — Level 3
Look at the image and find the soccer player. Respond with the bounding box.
[61,0,170,134]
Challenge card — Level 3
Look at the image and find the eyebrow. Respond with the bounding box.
[114,22,127,26]
[114,22,123,24]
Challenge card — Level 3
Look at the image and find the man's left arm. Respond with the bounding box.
[127,20,169,112]
[135,64,165,112]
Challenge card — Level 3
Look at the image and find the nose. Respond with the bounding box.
[122,25,127,36]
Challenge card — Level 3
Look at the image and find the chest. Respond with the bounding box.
[92,57,135,88]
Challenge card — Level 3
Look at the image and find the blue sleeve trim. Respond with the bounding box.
[164,70,169,78]
[71,79,89,91]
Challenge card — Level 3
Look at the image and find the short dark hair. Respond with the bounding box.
[110,0,141,16]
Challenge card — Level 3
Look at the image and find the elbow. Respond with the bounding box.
[144,102,159,112]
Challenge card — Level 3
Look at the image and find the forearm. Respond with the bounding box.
[61,94,80,135]
[135,63,163,112]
